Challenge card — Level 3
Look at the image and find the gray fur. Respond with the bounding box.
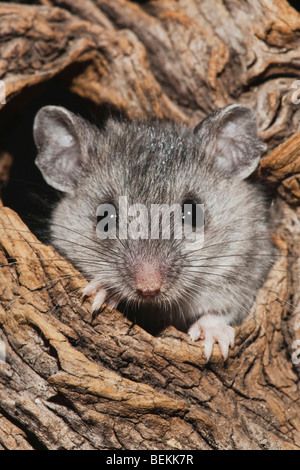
[33,104,274,329]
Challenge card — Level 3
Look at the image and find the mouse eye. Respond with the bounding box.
[182,200,204,230]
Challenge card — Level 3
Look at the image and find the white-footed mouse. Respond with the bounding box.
[33,104,274,361]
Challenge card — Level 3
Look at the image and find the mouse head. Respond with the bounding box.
[33,104,269,323]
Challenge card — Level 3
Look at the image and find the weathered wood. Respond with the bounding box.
[0,0,300,450]
[0,2,186,121]
[258,132,300,205]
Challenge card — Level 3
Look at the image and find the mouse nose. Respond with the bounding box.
[137,286,161,297]
[135,262,162,298]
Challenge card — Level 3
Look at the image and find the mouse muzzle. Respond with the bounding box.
[135,261,162,298]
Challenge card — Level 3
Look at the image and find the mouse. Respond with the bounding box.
[33,103,274,361]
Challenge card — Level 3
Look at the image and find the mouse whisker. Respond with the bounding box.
[2,273,84,313]
[182,268,296,312]
[48,286,83,316]
[50,222,125,260]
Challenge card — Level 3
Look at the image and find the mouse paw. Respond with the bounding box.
[188,314,235,362]
[82,281,107,312]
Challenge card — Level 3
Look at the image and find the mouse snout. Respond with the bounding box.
[135,261,162,297]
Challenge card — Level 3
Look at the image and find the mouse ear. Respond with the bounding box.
[33,106,90,193]
[194,104,266,180]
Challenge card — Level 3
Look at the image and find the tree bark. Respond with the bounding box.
[0,0,300,450]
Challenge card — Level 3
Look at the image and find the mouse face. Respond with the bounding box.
[33,104,274,360]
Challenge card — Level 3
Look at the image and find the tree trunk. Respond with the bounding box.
[0,0,300,450]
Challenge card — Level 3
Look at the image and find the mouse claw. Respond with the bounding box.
[188,314,235,362]
[82,280,103,297]
[82,281,107,312]
[91,289,107,312]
